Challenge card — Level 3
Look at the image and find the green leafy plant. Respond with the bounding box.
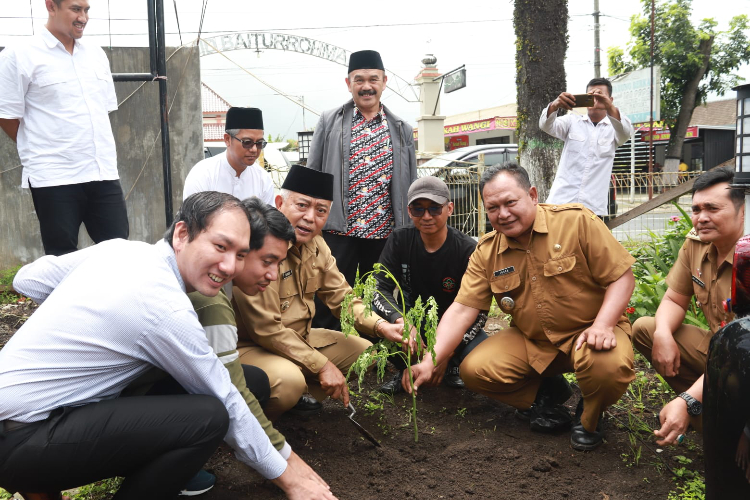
[0,265,23,306]
[0,488,12,500]
[668,474,705,500]
[625,205,707,330]
[341,263,438,442]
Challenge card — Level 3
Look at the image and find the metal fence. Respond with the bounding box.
[413,166,702,241]
[268,161,699,242]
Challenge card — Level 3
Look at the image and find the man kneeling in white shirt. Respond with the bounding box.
[0,192,335,500]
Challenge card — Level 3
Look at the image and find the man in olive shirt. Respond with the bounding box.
[232,166,404,420]
[408,162,636,451]
[633,167,744,432]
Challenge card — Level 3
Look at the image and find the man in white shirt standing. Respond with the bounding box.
[539,77,633,217]
[0,192,335,500]
[0,0,129,256]
[183,107,274,205]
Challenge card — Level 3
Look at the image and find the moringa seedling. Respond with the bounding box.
[341,263,438,442]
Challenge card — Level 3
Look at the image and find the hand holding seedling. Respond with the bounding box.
[318,360,350,407]
[654,395,691,446]
[379,318,420,353]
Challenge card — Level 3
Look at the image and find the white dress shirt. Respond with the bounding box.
[1,239,287,479]
[183,151,274,205]
[539,105,633,215]
[0,27,119,189]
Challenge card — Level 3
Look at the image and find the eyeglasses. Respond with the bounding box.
[230,135,268,150]
[408,203,447,217]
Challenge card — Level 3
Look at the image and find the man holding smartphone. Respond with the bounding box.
[539,78,633,217]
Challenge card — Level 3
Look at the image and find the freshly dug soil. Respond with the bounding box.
[1,310,702,499]
[200,319,703,500]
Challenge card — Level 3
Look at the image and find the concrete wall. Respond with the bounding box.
[0,45,202,269]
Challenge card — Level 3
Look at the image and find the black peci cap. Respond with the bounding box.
[281,165,334,201]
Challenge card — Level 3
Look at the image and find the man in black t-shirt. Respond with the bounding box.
[372,176,488,393]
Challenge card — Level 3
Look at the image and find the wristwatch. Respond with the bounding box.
[678,392,702,416]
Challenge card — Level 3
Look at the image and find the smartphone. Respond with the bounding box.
[571,94,595,108]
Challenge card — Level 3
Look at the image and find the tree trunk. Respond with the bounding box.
[664,35,714,182]
[514,0,569,202]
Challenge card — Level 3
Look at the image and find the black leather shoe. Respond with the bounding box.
[443,366,465,389]
[289,394,322,416]
[536,374,574,407]
[379,370,404,395]
[570,423,604,451]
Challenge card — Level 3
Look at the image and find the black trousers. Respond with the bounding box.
[312,232,388,331]
[0,395,228,499]
[144,364,272,409]
[29,179,129,256]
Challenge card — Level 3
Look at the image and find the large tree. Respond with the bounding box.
[609,0,750,174]
[514,0,569,202]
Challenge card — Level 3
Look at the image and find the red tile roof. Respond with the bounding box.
[202,82,232,114]
[203,123,226,141]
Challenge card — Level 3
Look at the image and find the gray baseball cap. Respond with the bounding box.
[407,176,450,205]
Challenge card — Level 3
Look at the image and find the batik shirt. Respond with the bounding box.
[344,104,394,238]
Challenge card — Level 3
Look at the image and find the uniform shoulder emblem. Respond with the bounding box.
[685,228,704,242]
[543,202,583,212]
[477,230,496,247]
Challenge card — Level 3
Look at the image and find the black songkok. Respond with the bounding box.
[282,165,334,201]
[347,50,384,74]
[225,107,263,130]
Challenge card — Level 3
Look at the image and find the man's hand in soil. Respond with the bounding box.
[651,333,681,378]
[286,451,330,489]
[575,323,617,351]
[272,457,337,500]
[317,360,349,407]
[654,394,691,446]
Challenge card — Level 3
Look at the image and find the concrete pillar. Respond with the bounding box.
[415,54,445,162]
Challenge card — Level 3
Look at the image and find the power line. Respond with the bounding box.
[172,0,182,45]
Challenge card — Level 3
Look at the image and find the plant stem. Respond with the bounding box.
[406,350,418,442]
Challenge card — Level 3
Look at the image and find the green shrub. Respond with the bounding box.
[625,204,708,330]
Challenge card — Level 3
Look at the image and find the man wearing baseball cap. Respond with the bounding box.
[306,49,417,332]
[371,176,489,394]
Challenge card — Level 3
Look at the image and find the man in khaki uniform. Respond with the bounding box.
[633,167,744,441]
[408,162,636,451]
[232,165,404,419]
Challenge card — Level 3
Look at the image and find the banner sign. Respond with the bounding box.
[445,135,470,150]
[640,126,698,142]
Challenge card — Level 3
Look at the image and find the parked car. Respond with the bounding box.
[420,144,518,236]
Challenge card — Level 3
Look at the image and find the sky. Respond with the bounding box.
[2,0,750,138]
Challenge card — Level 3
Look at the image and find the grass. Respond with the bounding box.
[0,265,22,306]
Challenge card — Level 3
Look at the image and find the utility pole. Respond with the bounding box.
[593,0,601,78]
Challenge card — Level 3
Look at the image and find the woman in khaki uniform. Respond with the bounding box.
[408,162,636,451]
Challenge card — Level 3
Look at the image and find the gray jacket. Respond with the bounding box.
[306,100,417,233]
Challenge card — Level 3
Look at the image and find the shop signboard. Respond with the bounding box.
[445,135,470,150]
[444,69,467,94]
[413,116,517,140]
[640,126,698,142]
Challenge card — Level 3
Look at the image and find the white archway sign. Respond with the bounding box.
[198,32,419,103]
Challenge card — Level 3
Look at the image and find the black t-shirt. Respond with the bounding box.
[373,226,478,323]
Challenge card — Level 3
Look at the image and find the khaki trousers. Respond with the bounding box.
[632,316,710,394]
[460,326,635,432]
[237,328,372,420]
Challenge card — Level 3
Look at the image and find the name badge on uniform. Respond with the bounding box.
[494,266,515,277]
[282,270,293,280]
[692,275,705,288]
